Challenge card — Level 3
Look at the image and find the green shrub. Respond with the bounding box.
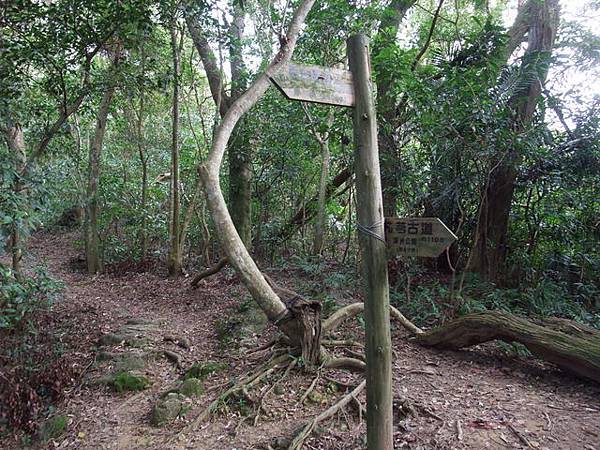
[0,265,63,330]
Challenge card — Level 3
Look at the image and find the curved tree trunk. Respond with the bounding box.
[416,311,600,383]
[196,0,320,364]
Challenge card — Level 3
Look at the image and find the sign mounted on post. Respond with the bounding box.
[270,63,355,107]
[271,42,394,449]
[385,217,457,258]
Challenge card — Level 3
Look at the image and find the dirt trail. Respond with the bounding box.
[6,231,600,449]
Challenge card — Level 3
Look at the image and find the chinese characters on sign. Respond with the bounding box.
[385,217,458,258]
[270,63,355,107]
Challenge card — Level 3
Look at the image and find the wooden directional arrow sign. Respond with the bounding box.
[270,63,355,107]
[385,217,457,258]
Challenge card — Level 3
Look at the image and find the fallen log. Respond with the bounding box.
[416,311,600,383]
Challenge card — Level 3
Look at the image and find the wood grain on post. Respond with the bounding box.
[347,33,394,450]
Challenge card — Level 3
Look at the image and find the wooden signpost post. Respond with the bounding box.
[270,34,457,450]
[347,34,393,450]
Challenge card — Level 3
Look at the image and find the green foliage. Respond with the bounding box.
[390,267,599,330]
[0,265,63,330]
[390,279,449,327]
[0,0,598,365]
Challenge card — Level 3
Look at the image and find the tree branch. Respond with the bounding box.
[185,13,230,117]
[411,0,445,71]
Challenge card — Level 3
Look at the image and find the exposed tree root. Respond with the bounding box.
[287,380,366,450]
[190,256,228,287]
[323,356,366,372]
[253,358,297,426]
[163,349,182,368]
[322,339,364,348]
[322,302,423,335]
[298,373,320,404]
[170,353,291,443]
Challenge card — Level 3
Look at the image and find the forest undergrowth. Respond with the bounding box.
[1,230,600,449]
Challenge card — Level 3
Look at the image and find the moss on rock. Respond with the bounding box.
[184,361,227,380]
[178,378,204,397]
[112,372,149,392]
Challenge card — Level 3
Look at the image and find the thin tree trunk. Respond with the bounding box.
[313,138,330,256]
[85,90,114,273]
[137,48,148,258]
[4,122,27,279]
[167,23,182,276]
[277,167,352,242]
[179,179,203,259]
[308,108,334,256]
[85,47,121,274]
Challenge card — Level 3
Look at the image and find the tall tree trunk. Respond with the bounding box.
[471,0,560,282]
[167,23,182,276]
[85,47,121,274]
[85,92,115,274]
[4,122,27,279]
[137,47,148,258]
[85,87,116,273]
[228,126,253,246]
[227,2,252,247]
[374,0,416,216]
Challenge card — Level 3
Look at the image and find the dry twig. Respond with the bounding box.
[288,380,366,450]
